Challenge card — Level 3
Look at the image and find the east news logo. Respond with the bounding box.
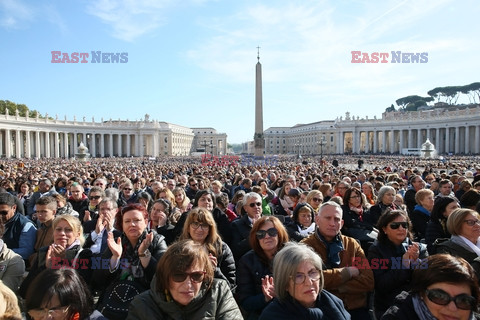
[51,51,128,63]
[351,51,428,63]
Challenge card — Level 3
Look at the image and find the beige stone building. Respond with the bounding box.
[263,107,480,155]
[0,113,227,158]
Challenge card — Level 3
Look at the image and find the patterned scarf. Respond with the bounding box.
[119,230,147,281]
[318,230,344,268]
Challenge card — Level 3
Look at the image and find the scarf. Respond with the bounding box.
[414,204,430,217]
[451,235,480,257]
[297,223,316,237]
[119,230,148,281]
[318,230,343,268]
[349,205,364,221]
[412,294,438,320]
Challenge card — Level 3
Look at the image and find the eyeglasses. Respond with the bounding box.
[0,210,9,216]
[464,219,480,226]
[89,195,101,200]
[249,202,262,208]
[190,221,209,230]
[425,289,476,310]
[312,198,322,202]
[172,271,206,283]
[28,306,69,319]
[389,222,408,229]
[292,270,321,284]
[124,188,132,191]
[256,227,278,239]
[190,183,198,187]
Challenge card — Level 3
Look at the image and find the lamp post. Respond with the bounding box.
[201,139,208,156]
[318,135,326,161]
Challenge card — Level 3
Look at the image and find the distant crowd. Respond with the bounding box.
[1,154,480,320]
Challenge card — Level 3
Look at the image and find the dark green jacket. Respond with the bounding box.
[127,278,242,320]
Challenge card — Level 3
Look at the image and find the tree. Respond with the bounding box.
[385,104,396,112]
[396,95,433,110]
[0,100,42,118]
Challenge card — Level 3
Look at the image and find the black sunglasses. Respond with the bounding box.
[249,202,262,208]
[256,228,278,240]
[425,289,476,310]
[89,195,102,200]
[0,210,9,216]
[172,271,206,283]
[389,222,408,230]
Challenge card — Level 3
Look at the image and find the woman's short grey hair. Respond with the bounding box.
[273,242,324,301]
[377,186,396,204]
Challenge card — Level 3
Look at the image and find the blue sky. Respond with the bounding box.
[1,0,479,144]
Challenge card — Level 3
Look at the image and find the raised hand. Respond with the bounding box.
[208,253,218,268]
[138,232,154,255]
[107,232,122,258]
[261,275,275,302]
[84,210,91,222]
[95,213,105,234]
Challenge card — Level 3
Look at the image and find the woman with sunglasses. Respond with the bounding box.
[286,203,316,242]
[92,204,167,318]
[259,242,349,320]
[128,239,242,319]
[237,216,289,319]
[435,208,480,277]
[383,254,479,320]
[306,190,323,214]
[367,210,428,319]
[341,187,377,253]
[179,207,236,290]
[26,268,107,320]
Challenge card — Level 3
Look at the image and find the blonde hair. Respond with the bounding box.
[52,215,84,246]
[0,281,22,320]
[179,208,222,257]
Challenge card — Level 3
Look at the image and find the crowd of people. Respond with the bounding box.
[1,154,480,320]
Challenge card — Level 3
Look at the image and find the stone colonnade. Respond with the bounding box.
[0,129,155,158]
[336,125,480,154]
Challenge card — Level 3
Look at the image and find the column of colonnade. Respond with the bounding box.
[345,124,480,155]
[0,128,154,158]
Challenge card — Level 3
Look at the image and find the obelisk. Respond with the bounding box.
[254,46,265,157]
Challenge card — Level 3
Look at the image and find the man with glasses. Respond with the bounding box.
[83,198,120,255]
[0,192,36,262]
[302,201,374,320]
[185,177,198,201]
[231,192,263,261]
